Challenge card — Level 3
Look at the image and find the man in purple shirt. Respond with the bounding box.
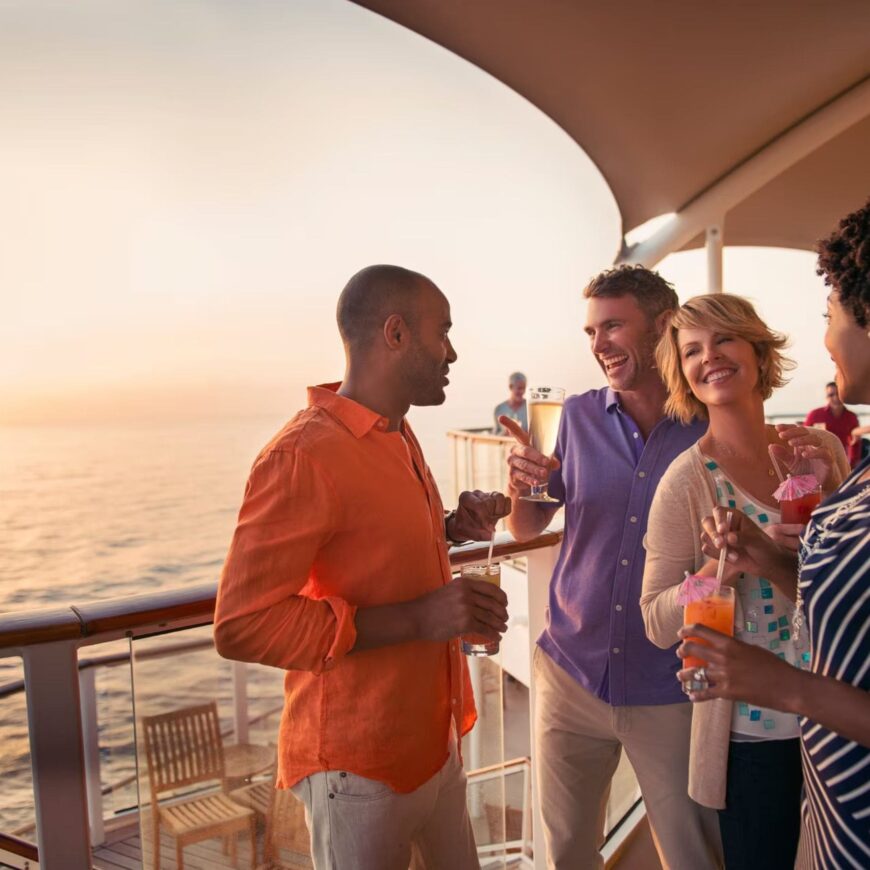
[502,266,722,869]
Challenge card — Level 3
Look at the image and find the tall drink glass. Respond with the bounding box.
[521,386,565,502]
[460,563,502,656]
[683,585,735,691]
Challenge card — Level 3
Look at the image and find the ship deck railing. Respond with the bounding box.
[0,530,660,870]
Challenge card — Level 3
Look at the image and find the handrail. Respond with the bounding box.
[0,530,563,650]
[446,428,514,446]
[0,831,38,861]
[0,637,215,700]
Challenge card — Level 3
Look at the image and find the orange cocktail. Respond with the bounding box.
[683,586,735,669]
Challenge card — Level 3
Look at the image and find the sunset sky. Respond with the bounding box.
[0,0,852,433]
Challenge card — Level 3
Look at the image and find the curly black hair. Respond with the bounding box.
[816,198,870,327]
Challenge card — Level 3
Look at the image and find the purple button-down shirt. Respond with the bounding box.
[539,388,706,706]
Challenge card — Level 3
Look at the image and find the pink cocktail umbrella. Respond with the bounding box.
[676,572,719,605]
[773,473,820,504]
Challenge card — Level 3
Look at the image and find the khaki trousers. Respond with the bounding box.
[534,647,723,869]
[291,733,479,870]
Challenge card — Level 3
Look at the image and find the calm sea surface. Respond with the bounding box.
[0,418,456,834]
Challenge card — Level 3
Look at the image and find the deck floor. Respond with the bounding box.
[92,823,313,870]
[90,823,526,870]
[93,828,261,870]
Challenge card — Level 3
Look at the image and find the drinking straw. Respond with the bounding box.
[767,444,786,484]
[486,531,496,568]
[715,510,733,587]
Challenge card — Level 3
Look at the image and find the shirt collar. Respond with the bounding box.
[308,383,393,438]
[605,387,622,413]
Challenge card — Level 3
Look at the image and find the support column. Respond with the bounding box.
[79,667,105,846]
[526,542,562,870]
[232,660,249,744]
[706,221,724,293]
[467,655,484,819]
[24,641,91,869]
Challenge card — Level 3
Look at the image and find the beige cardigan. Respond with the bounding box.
[641,433,848,809]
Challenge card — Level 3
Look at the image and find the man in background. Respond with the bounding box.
[215,264,510,870]
[500,265,722,869]
[493,371,528,434]
[805,381,862,466]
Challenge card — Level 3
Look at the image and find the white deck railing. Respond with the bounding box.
[0,531,594,870]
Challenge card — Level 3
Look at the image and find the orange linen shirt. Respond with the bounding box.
[214,384,476,793]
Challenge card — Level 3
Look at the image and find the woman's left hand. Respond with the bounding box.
[773,424,839,491]
[677,624,798,709]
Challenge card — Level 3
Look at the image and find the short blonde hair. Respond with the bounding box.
[656,294,793,424]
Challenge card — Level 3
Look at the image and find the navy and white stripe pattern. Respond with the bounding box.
[798,456,870,869]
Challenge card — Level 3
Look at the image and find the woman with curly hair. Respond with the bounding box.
[676,198,870,868]
[640,292,849,868]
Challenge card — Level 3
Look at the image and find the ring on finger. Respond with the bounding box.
[683,666,709,693]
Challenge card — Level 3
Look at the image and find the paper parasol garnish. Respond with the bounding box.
[773,473,820,503]
[676,572,719,605]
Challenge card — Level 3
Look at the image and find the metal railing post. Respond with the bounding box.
[232,660,249,744]
[23,640,91,869]
[525,542,561,870]
[706,221,725,293]
[78,667,105,846]
[467,655,484,818]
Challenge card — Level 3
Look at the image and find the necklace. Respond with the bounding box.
[703,435,778,479]
[794,481,870,641]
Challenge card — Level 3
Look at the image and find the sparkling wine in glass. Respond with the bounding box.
[521,386,565,502]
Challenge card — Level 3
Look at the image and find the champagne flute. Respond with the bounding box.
[520,386,565,502]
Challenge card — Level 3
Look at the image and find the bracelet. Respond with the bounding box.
[444,510,469,546]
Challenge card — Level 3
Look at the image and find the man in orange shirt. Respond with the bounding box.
[215,265,510,870]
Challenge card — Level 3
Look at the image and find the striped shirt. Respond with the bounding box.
[798,456,870,869]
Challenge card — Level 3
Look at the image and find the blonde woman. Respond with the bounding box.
[640,294,848,869]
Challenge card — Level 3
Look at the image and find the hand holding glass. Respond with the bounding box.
[683,585,735,691]
[521,386,565,502]
[460,563,502,656]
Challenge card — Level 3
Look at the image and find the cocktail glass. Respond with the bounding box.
[460,563,502,656]
[780,488,822,525]
[683,585,735,691]
[520,386,565,503]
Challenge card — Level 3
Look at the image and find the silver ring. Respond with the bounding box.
[683,666,709,695]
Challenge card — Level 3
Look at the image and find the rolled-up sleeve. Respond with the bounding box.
[641,475,702,649]
[214,447,357,673]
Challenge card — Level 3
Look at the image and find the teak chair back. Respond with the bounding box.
[143,701,227,797]
[141,701,256,870]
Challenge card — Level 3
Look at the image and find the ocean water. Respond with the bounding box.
[0,416,460,835]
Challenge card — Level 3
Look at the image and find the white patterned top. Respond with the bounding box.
[703,459,809,740]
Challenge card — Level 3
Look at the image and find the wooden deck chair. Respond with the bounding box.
[257,785,312,869]
[141,701,257,870]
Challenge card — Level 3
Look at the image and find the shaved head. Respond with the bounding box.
[337,265,435,349]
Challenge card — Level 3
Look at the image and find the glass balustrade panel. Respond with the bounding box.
[128,625,287,870]
[0,655,36,857]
